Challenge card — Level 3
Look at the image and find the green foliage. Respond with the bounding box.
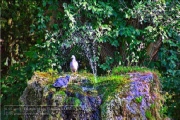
[99,57,114,71]
[135,96,143,103]
[54,90,66,96]
[145,110,155,120]
[64,97,81,108]
[160,105,168,117]
[74,98,81,107]
[1,0,180,119]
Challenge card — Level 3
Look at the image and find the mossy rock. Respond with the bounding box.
[19,66,165,120]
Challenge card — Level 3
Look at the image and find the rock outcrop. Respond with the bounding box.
[103,73,162,120]
[19,69,164,120]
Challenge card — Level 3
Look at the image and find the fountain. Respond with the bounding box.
[80,32,98,83]
[62,23,99,83]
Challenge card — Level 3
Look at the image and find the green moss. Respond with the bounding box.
[34,69,59,85]
[54,90,66,96]
[34,67,161,115]
[94,75,130,113]
[68,72,131,104]
[112,66,160,76]
[64,97,81,107]
[78,72,96,83]
[145,110,152,119]
[34,67,158,104]
[150,103,156,109]
[145,110,156,120]
[74,98,81,107]
[97,75,129,83]
[67,84,84,94]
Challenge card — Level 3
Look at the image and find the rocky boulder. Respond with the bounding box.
[19,67,164,120]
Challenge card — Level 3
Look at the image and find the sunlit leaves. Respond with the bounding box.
[100,57,114,71]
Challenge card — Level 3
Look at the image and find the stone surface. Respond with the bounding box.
[103,72,162,120]
[19,71,163,120]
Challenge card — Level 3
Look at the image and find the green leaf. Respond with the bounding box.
[43,1,46,7]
